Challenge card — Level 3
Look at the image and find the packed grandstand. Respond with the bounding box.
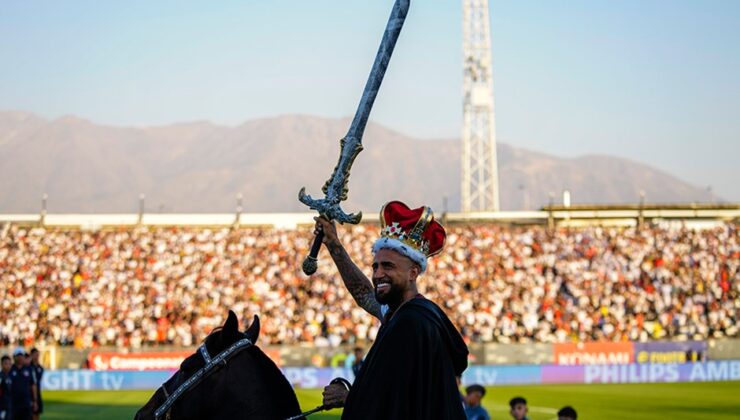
[1,221,736,350]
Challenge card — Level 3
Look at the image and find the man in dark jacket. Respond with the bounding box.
[10,348,37,420]
[1,355,12,420]
[316,201,468,419]
[30,349,44,420]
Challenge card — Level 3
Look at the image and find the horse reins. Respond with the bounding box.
[284,377,352,420]
[154,337,253,420]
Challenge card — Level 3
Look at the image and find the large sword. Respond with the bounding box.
[299,0,411,275]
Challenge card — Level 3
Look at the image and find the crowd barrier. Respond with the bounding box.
[20,339,726,370]
[41,360,740,391]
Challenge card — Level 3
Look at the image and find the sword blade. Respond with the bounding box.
[346,0,410,141]
[297,0,410,229]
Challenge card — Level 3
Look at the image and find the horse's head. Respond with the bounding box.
[135,311,301,420]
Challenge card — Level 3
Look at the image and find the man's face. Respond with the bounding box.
[13,355,23,366]
[510,403,528,420]
[372,249,419,306]
[1,359,10,372]
[31,351,40,364]
[465,391,483,407]
[23,355,31,366]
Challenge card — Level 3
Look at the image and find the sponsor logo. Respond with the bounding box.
[634,341,707,364]
[88,352,191,371]
[39,361,740,391]
[554,342,634,365]
[88,349,282,371]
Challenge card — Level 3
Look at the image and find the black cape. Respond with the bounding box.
[342,297,468,420]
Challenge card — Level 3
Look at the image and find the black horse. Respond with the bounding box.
[135,311,302,420]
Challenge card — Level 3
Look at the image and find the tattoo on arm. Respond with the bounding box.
[327,241,383,320]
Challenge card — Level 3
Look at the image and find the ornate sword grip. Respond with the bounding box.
[302,231,324,275]
[322,136,363,201]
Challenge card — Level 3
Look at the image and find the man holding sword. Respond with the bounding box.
[316,201,468,419]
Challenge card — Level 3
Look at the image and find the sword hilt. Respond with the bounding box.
[302,231,323,275]
[298,181,362,276]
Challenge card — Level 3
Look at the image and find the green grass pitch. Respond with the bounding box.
[41,382,740,419]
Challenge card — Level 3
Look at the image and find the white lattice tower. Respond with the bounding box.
[461,0,500,212]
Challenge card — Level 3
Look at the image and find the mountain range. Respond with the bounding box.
[0,111,717,213]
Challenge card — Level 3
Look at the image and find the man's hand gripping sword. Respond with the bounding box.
[298,0,411,275]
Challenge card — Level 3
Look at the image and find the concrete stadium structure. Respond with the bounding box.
[1,203,738,229]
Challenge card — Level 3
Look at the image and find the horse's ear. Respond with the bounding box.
[245,315,260,344]
[222,310,239,344]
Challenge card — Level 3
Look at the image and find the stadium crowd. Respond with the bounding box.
[0,222,737,349]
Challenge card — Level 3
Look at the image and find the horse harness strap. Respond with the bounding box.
[154,338,253,419]
[199,345,212,364]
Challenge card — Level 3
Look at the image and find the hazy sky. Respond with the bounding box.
[1,0,738,200]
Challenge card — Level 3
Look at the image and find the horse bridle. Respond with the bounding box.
[154,337,253,420]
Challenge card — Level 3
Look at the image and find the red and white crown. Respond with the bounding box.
[372,201,446,272]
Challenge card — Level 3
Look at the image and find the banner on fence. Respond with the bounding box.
[43,370,174,391]
[87,348,282,371]
[87,351,191,371]
[42,361,740,391]
[633,341,707,364]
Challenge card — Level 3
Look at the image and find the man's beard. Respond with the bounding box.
[375,283,404,307]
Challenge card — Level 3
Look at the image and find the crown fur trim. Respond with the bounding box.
[372,236,428,272]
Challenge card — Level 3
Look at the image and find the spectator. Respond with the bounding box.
[10,348,37,420]
[0,223,736,348]
[463,384,489,420]
[351,347,364,377]
[509,396,529,420]
[1,355,12,420]
[30,348,43,420]
[558,405,577,420]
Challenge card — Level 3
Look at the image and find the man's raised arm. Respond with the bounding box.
[314,217,383,321]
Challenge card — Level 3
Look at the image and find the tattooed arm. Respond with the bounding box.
[314,217,383,321]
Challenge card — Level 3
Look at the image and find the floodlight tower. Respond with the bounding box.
[461,0,500,212]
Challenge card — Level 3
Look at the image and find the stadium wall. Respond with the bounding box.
[2,203,738,229]
[40,361,740,391]
[20,339,736,370]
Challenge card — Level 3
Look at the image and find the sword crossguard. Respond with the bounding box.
[298,189,363,225]
[298,184,362,275]
[298,135,364,225]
